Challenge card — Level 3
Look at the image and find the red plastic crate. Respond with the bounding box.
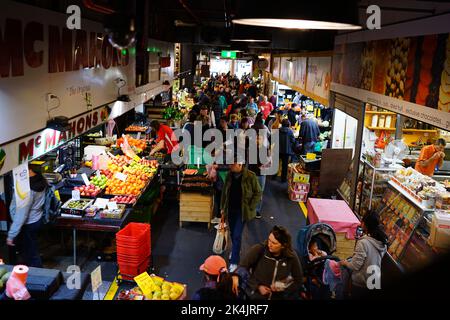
[116,241,151,258]
[117,253,149,266]
[118,258,150,280]
[116,223,150,247]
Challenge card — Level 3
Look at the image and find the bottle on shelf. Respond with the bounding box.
[385,115,392,128]
[379,115,386,128]
[371,114,379,127]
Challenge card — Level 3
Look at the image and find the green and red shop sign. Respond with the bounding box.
[0,107,108,175]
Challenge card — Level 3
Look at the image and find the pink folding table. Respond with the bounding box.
[307,198,361,240]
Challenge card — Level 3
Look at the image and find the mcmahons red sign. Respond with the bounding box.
[0,19,130,78]
[18,108,108,164]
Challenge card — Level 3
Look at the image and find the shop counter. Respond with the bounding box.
[55,209,133,265]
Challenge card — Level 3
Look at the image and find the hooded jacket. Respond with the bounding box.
[8,174,48,240]
[347,235,387,288]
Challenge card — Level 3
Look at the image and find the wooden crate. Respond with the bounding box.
[334,233,356,260]
[179,192,213,229]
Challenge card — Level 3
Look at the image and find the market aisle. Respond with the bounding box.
[150,177,307,298]
[242,178,307,255]
[150,201,216,298]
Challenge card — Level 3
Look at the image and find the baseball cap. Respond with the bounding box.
[199,256,227,275]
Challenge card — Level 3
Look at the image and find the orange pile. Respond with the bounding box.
[117,135,147,150]
[105,175,147,196]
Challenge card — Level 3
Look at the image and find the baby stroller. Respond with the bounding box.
[297,223,341,300]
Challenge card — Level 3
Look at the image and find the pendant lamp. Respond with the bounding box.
[232,0,362,30]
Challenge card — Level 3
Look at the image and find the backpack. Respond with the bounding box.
[42,186,61,225]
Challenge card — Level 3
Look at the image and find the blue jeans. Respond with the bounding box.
[228,209,245,265]
[17,218,43,268]
[256,175,266,213]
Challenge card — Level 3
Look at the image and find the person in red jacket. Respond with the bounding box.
[149,120,179,161]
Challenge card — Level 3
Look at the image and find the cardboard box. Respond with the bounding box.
[428,212,450,249]
[288,187,308,202]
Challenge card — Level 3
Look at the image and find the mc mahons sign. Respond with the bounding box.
[0,19,129,78]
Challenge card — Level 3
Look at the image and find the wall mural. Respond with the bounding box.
[332,33,450,112]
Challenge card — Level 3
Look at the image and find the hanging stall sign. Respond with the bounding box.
[294,57,307,90]
[331,82,450,131]
[13,163,30,208]
[306,56,332,101]
[272,57,281,79]
[0,107,108,176]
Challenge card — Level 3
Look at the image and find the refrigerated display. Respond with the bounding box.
[357,160,398,217]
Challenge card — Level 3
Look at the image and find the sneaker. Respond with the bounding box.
[255,212,262,219]
[211,217,221,224]
[229,264,238,272]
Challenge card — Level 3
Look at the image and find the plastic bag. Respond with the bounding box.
[206,164,218,182]
[6,274,31,300]
[213,221,229,255]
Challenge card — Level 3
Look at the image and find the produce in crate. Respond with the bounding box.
[74,185,102,197]
[117,135,147,150]
[140,159,159,168]
[105,177,146,196]
[125,125,148,132]
[110,195,137,205]
[100,169,114,179]
[90,174,109,189]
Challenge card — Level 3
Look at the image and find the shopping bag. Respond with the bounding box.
[213,220,229,255]
[6,273,31,300]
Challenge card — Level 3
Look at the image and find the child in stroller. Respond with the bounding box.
[297,223,345,300]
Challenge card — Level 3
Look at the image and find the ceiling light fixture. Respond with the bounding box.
[232,1,361,31]
[230,39,271,42]
[232,18,361,30]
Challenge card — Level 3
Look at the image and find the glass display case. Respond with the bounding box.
[337,161,363,210]
[356,160,398,217]
[378,182,438,272]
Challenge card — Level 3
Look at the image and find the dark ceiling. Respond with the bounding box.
[12,0,450,54]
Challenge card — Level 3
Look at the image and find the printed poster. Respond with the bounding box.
[306,56,332,100]
[13,163,30,208]
[294,57,307,90]
[272,57,281,79]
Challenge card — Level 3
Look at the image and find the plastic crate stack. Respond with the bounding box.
[288,163,310,202]
[116,223,151,280]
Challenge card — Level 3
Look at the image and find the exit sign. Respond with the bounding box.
[221,51,237,59]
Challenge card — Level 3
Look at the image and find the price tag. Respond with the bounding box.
[81,173,91,186]
[107,201,118,210]
[134,272,154,297]
[115,172,128,182]
[137,132,141,140]
[94,198,109,209]
[91,265,103,293]
[72,190,80,201]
